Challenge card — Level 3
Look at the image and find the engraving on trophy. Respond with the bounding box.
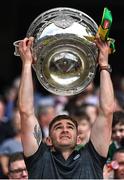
[52,15,75,29]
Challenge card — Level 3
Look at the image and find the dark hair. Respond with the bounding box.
[112,111,124,128]
[112,147,124,159]
[75,112,91,124]
[8,152,24,170]
[49,114,78,132]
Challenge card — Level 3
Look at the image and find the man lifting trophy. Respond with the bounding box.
[14,7,116,179]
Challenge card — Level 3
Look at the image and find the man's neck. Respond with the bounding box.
[61,149,73,160]
[51,146,74,160]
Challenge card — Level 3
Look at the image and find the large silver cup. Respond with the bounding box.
[14,7,98,96]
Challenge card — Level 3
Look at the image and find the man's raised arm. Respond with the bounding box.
[91,37,115,157]
[18,37,42,157]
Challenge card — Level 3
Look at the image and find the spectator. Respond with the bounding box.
[8,152,28,179]
[107,111,124,163]
[0,96,14,178]
[77,103,98,125]
[112,147,124,179]
[112,111,124,147]
[0,108,23,176]
[37,104,56,139]
[75,112,91,148]
[4,85,18,120]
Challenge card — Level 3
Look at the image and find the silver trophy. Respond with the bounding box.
[13,7,98,96]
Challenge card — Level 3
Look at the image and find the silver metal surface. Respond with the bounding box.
[14,7,98,96]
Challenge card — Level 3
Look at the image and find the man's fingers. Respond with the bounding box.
[19,37,34,50]
[95,33,100,39]
[29,36,34,41]
[94,38,102,49]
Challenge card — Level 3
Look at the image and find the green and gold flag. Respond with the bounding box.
[98,7,115,53]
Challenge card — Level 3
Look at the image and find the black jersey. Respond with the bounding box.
[24,140,106,179]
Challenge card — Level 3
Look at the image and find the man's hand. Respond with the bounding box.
[94,35,110,67]
[18,37,34,65]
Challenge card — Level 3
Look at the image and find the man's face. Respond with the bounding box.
[9,160,28,180]
[112,124,124,143]
[114,152,124,179]
[49,119,77,150]
[78,120,91,144]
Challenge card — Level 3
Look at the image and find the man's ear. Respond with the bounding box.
[45,136,53,146]
[76,135,81,145]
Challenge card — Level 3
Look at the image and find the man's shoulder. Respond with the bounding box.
[25,142,50,159]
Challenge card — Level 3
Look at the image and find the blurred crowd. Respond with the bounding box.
[0,74,124,179]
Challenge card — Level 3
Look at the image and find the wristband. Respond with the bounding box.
[99,64,112,73]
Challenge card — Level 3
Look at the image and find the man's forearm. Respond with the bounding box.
[19,63,34,115]
[99,70,115,115]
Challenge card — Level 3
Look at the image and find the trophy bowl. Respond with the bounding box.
[14,7,98,96]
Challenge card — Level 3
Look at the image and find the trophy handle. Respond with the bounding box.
[13,40,22,56]
[13,40,37,73]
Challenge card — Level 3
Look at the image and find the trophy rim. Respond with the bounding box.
[26,7,98,37]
